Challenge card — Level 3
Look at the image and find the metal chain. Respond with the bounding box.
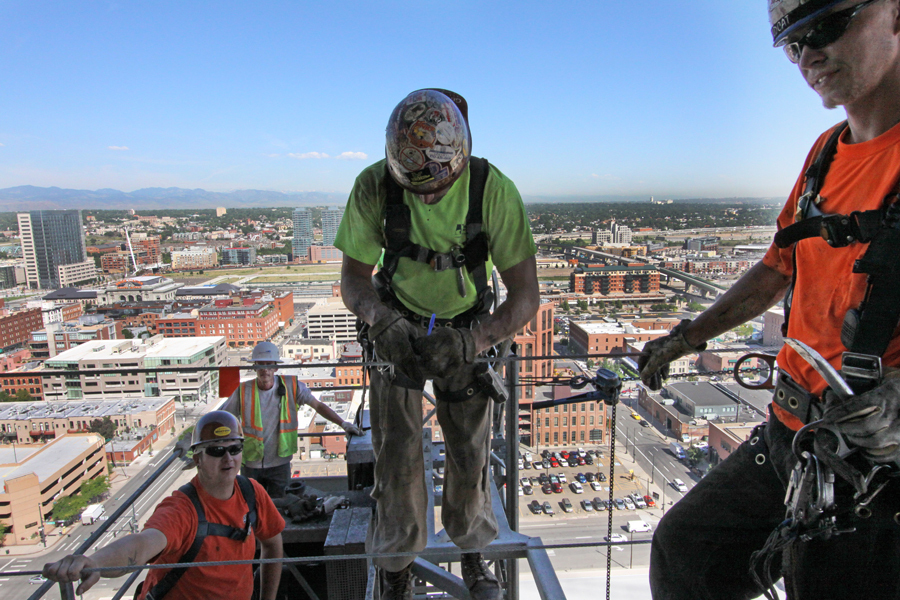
[606,401,617,600]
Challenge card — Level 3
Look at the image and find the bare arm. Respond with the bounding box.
[259,533,283,600]
[340,256,393,326]
[683,260,791,347]
[471,256,540,354]
[43,529,168,595]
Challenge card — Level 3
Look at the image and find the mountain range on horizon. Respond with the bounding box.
[0,185,783,212]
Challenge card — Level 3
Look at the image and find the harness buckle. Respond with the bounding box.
[841,352,883,383]
[819,214,857,247]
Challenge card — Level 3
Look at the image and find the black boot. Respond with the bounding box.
[381,565,413,600]
[461,553,501,600]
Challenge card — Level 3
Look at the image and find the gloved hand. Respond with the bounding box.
[638,319,706,391]
[414,326,476,379]
[341,420,364,436]
[369,311,423,382]
[821,375,900,464]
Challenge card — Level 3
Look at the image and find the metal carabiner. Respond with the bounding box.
[733,353,777,390]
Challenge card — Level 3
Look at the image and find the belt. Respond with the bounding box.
[387,296,484,330]
[773,369,822,425]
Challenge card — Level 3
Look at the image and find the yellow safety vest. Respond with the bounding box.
[238,375,300,463]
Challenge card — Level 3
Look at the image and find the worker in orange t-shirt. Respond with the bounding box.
[43,412,285,599]
[638,2,900,599]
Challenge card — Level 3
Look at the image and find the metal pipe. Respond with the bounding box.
[505,362,519,600]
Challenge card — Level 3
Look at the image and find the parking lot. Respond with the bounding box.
[516,447,658,519]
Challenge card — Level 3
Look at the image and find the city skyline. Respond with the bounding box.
[2,2,846,200]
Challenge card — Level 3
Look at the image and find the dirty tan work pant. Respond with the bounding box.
[367,360,498,572]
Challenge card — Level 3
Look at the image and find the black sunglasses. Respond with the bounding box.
[783,0,880,63]
[203,443,243,458]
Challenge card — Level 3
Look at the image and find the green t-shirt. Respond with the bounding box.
[335,159,537,319]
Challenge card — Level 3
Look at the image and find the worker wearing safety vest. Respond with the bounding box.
[223,341,363,498]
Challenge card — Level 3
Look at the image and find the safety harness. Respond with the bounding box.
[379,156,493,308]
[774,121,900,393]
[751,124,900,598]
[361,157,509,403]
[145,476,257,600]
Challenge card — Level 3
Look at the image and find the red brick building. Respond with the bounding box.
[0,372,43,400]
[0,308,43,351]
[157,301,279,347]
[99,238,162,274]
[531,385,609,448]
[570,265,660,295]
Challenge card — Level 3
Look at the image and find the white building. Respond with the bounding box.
[102,276,183,305]
[41,335,227,403]
[306,297,357,343]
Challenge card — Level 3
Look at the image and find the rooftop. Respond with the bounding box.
[669,382,739,407]
[0,434,104,488]
[0,397,175,420]
[46,336,225,363]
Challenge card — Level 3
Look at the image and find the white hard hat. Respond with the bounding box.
[249,341,283,364]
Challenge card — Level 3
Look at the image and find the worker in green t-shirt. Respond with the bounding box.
[334,89,539,600]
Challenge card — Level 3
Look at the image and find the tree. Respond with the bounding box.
[89,416,117,441]
[121,329,134,339]
[686,447,705,467]
[560,300,570,311]
[687,301,705,312]
[52,495,87,524]
[0,522,7,547]
[14,389,33,402]
[80,476,110,504]
[577,299,588,311]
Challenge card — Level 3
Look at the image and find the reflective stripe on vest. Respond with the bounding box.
[238,375,299,462]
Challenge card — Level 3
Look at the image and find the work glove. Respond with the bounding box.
[341,420,364,436]
[414,326,476,379]
[638,319,706,391]
[821,374,900,464]
[369,311,423,382]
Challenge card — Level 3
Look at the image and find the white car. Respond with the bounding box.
[557,472,567,483]
[570,482,584,494]
[605,533,628,543]
[591,481,603,492]
[623,497,636,510]
[524,452,533,462]
[577,447,587,457]
[533,461,543,470]
[672,478,688,492]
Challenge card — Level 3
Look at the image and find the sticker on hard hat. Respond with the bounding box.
[399,147,425,171]
[214,426,232,437]
[426,145,455,162]
[408,121,436,148]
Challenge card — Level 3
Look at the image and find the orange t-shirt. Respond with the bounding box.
[138,475,285,600]
[763,121,900,428]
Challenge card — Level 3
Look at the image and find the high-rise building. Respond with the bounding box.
[17,210,94,290]
[321,207,344,246]
[222,247,257,266]
[292,208,313,261]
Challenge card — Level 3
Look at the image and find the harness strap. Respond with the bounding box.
[780,123,846,336]
[145,476,256,600]
[380,157,491,294]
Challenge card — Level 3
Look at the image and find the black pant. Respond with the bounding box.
[650,413,900,599]
[241,463,291,499]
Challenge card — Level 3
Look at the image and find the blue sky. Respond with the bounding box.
[1,1,847,200]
